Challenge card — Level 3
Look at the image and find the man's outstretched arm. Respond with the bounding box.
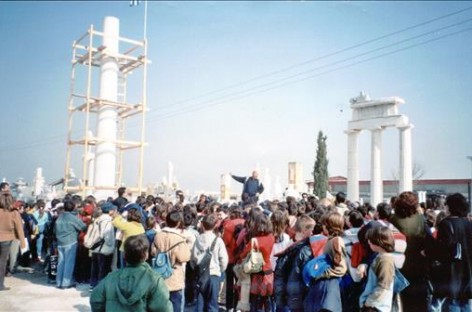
[231,174,246,184]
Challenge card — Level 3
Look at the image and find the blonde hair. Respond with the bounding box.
[294,214,316,233]
[318,198,334,209]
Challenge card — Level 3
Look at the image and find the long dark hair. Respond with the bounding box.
[271,209,289,239]
[249,213,273,238]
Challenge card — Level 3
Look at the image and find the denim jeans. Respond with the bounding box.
[35,233,44,259]
[0,241,12,289]
[90,252,113,288]
[447,298,472,312]
[56,241,78,288]
[196,275,221,312]
[170,289,183,312]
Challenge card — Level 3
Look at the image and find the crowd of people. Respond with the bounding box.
[1,177,472,312]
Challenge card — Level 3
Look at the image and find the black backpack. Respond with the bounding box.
[191,237,218,295]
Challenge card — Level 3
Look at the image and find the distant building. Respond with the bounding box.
[288,162,305,192]
[306,176,472,204]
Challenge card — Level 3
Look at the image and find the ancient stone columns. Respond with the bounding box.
[399,125,413,193]
[346,92,413,206]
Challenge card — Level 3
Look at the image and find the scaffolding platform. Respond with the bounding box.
[64,22,149,197]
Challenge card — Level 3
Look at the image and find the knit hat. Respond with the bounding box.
[101,202,117,213]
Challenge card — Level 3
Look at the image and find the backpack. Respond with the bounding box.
[152,240,184,279]
[301,234,329,285]
[84,221,105,251]
[192,237,218,294]
[302,253,332,286]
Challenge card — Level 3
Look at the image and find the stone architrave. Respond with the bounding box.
[346,92,413,206]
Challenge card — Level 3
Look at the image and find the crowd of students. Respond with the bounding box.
[2,184,472,312]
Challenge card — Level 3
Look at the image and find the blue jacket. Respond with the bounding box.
[274,238,313,311]
[54,211,87,246]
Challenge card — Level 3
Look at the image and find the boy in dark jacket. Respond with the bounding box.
[274,215,316,312]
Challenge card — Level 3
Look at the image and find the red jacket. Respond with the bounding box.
[240,234,275,272]
[222,218,245,264]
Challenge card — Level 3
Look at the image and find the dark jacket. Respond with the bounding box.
[113,196,128,212]
[90,262,172,312]
[427,217,472,299]
[274,238,312,311]
[231,175,264,201]
[390,213,429,280]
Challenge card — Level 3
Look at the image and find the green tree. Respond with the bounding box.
[313,131,329,199]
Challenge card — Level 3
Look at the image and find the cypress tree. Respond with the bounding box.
[313,131,329,199]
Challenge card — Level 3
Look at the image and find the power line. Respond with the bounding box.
[152,26,472,121]
[147,21,472,121]
[5,24,471,151]
[154,5,472,112]
[0,134,65,150]
[2,8,472,152]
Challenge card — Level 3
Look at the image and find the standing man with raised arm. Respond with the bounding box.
[230,170,264,205]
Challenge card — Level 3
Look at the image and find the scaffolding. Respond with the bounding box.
[64,23,149,197]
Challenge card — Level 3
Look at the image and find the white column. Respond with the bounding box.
[346,130,360,202]
[399,125,413,192]
[220,173,231,202]
[263,168,272,200]
[370,128,383,206]
[94,16,119,199]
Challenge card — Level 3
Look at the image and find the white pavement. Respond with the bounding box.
[1,267,91,312]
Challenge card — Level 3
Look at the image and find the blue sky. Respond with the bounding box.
[1,1,472,194]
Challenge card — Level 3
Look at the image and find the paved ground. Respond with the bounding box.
[1,263,224,312]
[2,263,91,312]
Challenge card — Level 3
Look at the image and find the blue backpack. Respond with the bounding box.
[152,240,184,279]
[302,253,332,286]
